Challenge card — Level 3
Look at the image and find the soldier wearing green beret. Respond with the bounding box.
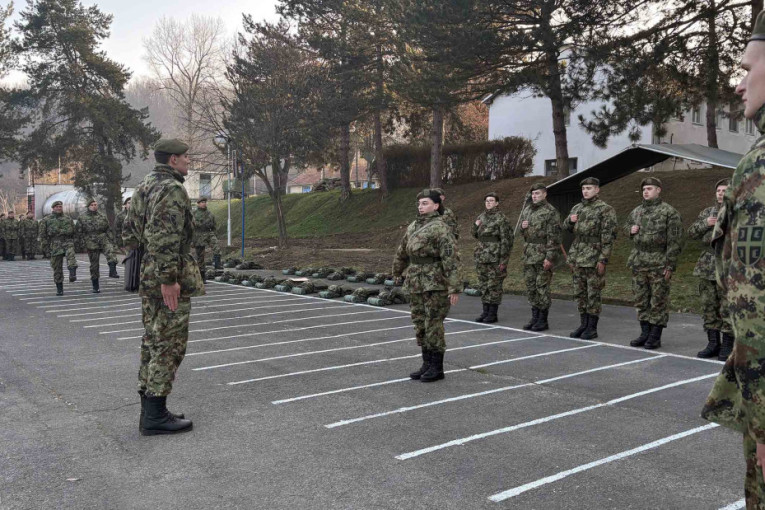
[432,187,459,240]
[472,192,513,323]
[702,12,765,506]
[76,199,119,293]
[192,197,221,282]
[688,179,733,360]
[123,138,203,435]
[19,211,38,260]
[39,201,78,295]
[625,177,683,350]
[1,210,19,260]
[563,177,618,339]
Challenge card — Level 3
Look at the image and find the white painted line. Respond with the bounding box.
[21,290,127,301]
[719,500,745,510]
[47,301,142,313]
[70,313,140,323]
[325,346,638,428]
[13,289,104,297]
[194,297,307,310]
[84,319,142,328]
[190,302,346,320]
[38,296,139,308]
[396,373,719,461]
[58,306,140,318]
[486,423,719,502]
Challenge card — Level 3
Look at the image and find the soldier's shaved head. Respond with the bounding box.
[737,41,765,119]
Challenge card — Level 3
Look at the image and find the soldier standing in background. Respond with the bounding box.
[77,199,119,293]
[520,183,561,332]
[472,192,513,323]
[192,197,221,282]
[689,179,733,360]
[19,211,38,260]
[38,201,78,295]
[625,177,683,350]
[2,211,19,261]
[432,187,459,240]
[114,197,131,252]
[563,177,618,340]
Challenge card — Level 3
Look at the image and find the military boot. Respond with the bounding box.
[630,321,651,347]
[108,262,119,278]
[91,279,100,293]
[531,308,549,331]
[213,254,222,269]
[141,395,193,436]
[644,325,663,350]
[138,390,185,432]
[718,332,735,361]
[420,351,445,382]
[570,314,588,338]
[475,303,489,323]
[581,315,599,340]
[410,348,430,380]
[68,266,77,283]
[523,307,539,330]
[55,283,64,296]
[484,304,499,324]
[200,268,207,283]
[697,329,720,358]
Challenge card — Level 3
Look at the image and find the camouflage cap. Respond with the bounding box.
[51,200,63,208]
[432,187,445,196]
[197,197,208,204]
[87,198,97,206]
[580,177,600,187]
[416,188,442,202]
[641,177,662,188]
[484,192,499,201]
[530,182,547,192]
[751,10,765,42]
[154,138,189,155]
[715,178,730,189]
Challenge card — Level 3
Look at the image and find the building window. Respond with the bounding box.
[717,109,725,130]
[747,118,755,135]
[199,174,211,198]
[544,158,578,176]
[729,115,739,133]
[691,107,702,125]
[302,185,311,193]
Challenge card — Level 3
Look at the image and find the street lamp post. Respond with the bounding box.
[214,133,233,247]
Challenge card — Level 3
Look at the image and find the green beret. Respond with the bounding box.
[484,192,499,201]
[751,10,765,42]
[580,177,600,187]
[641,177,662,188]
[51,200,63,208]
[154,138,189,155]
[416,188,441,202]
[715,178,730,189]
[197,197,208,204]
[432,187,445,196]
[530,182,547,192]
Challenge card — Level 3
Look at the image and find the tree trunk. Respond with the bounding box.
[542,35,570,178]
[430,105,444,188]
[339,123,352,201]
[705,1,720,149]
[271,157,289,249]
[375,44,389,199]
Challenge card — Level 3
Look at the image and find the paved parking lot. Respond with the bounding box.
[0,258,747,509]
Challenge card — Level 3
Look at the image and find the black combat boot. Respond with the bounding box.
[68,266,77,283]
[531,308,549,331]
[91,279,100,293]
[138,390,185,432]
[570,314,589,338]
[108,262,119,278]
[55,282,64,296]
[581,315,599,340]
[718,332,735,361]
[141,395,193,436]
[420,351,445,382]
[213,254,222,269]
[410,348,430,380]
[523,307,539,330]
[475,303,489,323]
[697,329,720,358]
[484,304,499,324]
[630,321,651,347]
[644,324,663,350]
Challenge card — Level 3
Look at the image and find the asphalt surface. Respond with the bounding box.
[0,258,747,510]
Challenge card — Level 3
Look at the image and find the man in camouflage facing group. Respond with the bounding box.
[113,197,131,252]
[19,211,38,260]
[472,192,513,323]
[563,177,618,340]
[76,199,119,293]
[1,210,19,260]
[38,200,78,295]
[192,197,221,282]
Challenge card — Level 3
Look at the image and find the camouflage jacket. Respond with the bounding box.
[702,105,765,440]
[687,204,719,280]
[124,164,204,299]
[624,198,683,271]
[563,196,618,268]
[114,209,128,246]
[19,218,38,240]
[442,207,459,240]
[2,218,19,240]
[38,212,75,256]
[471,208,513,265]
[392,211,461,294]
[76,210,112,251]
[192,208,217,245]
[520,199,561,265]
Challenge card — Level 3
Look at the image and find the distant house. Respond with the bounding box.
[286,153,380,194]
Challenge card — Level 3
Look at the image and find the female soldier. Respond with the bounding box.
[393,189,461,382]
[472,192,513,323]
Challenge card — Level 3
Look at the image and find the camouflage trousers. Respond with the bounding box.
[698,278,733,334]
[50,247,78,284]
[3,238,18,256]
[744,434,765,509]
[632,269,670,327]
[21,238,37,257]
[194,234,221,270]
[572,266,606,316]
[524,264,553,310]
[0,238,4,257]
[476,263,507,305]
[409,291,450,353]
[87,246,117,280]
[139,297,191,397]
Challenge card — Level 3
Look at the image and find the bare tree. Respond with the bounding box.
[0,187,19,214]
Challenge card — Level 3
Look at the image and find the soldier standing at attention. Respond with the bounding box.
[689,179,733,360]
[563,177,618,340]
[77,199,119,293]
[39,201,78,295]
[702,13,765,506]
[192,197,221,282]
[432,187,459,240]
[114,197,131,252]
[472,192,513,323]
[393,189,460,383]
[520,183,561,332]
[19,211,38,260]
[2,210,19,260]
[123,139,204,436]
[625,177,683,350]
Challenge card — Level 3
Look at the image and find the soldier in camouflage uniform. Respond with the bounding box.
[688,179,733,360]
[2,210,19,260]
[563,177,618,340]
[38,201,78,295]
[702,15,765,506]
[520,183,561,331]
[19,211,38,260]
[472,192,513,323]
[123,139,204,436]
[76,199,119,293]
[192,197,221,282]
[393,189,460,383]
[432,187,459,240]
[113,197,130,251]
[625,177,683,350]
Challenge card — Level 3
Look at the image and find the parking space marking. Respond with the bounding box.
[39,296,139,308]
[70,313,141,323]
[720,500,745,510]
[58,305,141,317]
[189,302,349,321]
